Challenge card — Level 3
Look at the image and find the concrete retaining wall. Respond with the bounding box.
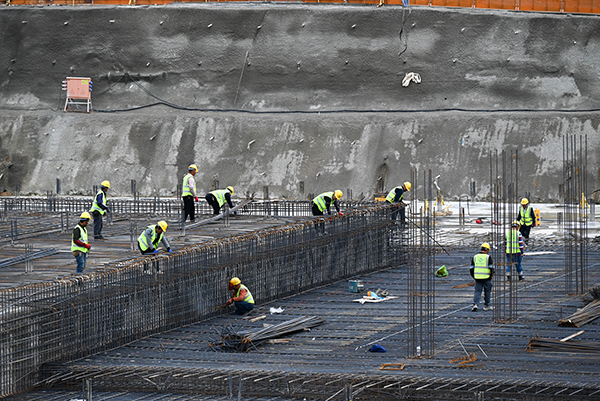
[1,5,599,200]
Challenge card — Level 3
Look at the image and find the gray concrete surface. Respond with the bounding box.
[0,5,599,200]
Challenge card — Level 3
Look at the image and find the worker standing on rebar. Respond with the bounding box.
[506,221,525,281]
[182,164,199,222]
[225,277,255,315]
[206,186,235,215]
[385,182,411,225]
[470,242,494,312]
[72,212,92,273]
[518,198,536,242]
[89,180,110,240]
[312,190,344,216]
[137,221,172,255]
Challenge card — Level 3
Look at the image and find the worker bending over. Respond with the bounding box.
[182,164,199,222]
[90,180,110,239]
[470,242,494,312]
[226,277,255,315]
[138,221,172,255]
[206,186,235,215]
[312,190,344,216]
[386,182,411,225]
[72,212,92,273]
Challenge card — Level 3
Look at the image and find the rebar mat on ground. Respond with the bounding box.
[209,315,325,352]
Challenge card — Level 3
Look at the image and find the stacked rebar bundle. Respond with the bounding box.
[0,248,58,269]
[558,299,600,327]
[209,316,325,352]
[527,337,600,354]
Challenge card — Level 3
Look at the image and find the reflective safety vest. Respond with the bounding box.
[182,173,195,197]
[138,225,163,251]
[210,189,229,207]
[520,205,533,226]
[90,190,107,215]
[506,230,521,254]
[473,253,491,279]
[385,187,403,203]
[237,284,254,304]
[313,192,334,212]
[71,224,89,253]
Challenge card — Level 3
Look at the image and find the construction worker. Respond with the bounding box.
[182,164,199,222]
[206,186,235,215]
[386,182,411,225]
[72,212,92,273]
[138,221,172,255]
[470,242,494,311]
[312,190,344,216]
[89,180,110,239]
[518,198,536,241]
[506,221,525,281]
[225,277,255,315]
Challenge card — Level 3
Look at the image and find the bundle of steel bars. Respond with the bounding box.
[558,299,600,327]
[210,316,325,352]
[0,248,58,268]
[527,337,600,353]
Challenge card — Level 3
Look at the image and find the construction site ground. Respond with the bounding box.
[2,201,600,400]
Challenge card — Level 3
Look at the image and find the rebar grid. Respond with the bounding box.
[563,135,589,295]
[489,150,519,323]
[0,205,402,398]
[406,170,435,358]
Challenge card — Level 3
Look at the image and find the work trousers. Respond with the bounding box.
[92,211,103,237]
[473,279,492,307]
[505,254,523,275]
[519,224,532,239]
[390,203,406,225]
[74,251,87,273]
[234,301,255,315]
[205,193,221,215]
[183,195,195,222]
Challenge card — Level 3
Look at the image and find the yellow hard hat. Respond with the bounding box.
[521,198,529,205]
[403,182,412,191]
[188,164,198,172]
[157,221,168,232]
[334,190,343,199]
[80,212,91,220]
[512,221,520,228]
[229,277,241,286]
[101,180,111,189]
[481,242,491,250]
[226,186,234,194]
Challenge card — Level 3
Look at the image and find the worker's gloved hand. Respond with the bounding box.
[168,248,173,253]
[153,249,159,254]
[339,212,345,216]
[85,244,91,250]
[225,299,232,306]
[195,197,198,202]
[233,211,237,215]
[106,208,111,213]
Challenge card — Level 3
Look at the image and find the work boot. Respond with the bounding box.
[483,305,494,311]
[519,275,525,282]
[506,275,510,282]
[94,235,106,240]
[471,304,478,312]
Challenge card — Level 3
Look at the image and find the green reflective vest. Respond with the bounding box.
[210,189,228,207]
[473,253,491,279]
[90,190,107,215]
[519,205,533,226]
[506,230,521,254]
[71,224,89,253]
[385,187,403,203]
[138,225,163,252]
[313,192,334,212]
[182,173,195,197]
[237,284,255,304]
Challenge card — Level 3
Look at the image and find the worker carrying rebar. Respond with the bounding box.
[206,186,235,215]
[506,221,525,281]
[226,277,255,315]
[312,190,344,217]
[72,212,92,273]
[89,180,110,239]
[385,182,411,225]
[470,242,494,312]
[518,198,536,242]
[137,221,172,255]
[182,164,199,223]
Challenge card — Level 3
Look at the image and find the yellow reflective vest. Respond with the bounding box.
[71,224,89,253]
[472,253,491,279]
[237,284,254,304]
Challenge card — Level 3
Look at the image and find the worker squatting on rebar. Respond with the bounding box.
[205,186,236,215]
[506,221,525,281]
[385,181,411,226]
[89,180,110,239]
[137,221,172,255]
[71,212,92,273]
[225,277,255,315]
[470,242,494,312]
[182,164,199,222]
